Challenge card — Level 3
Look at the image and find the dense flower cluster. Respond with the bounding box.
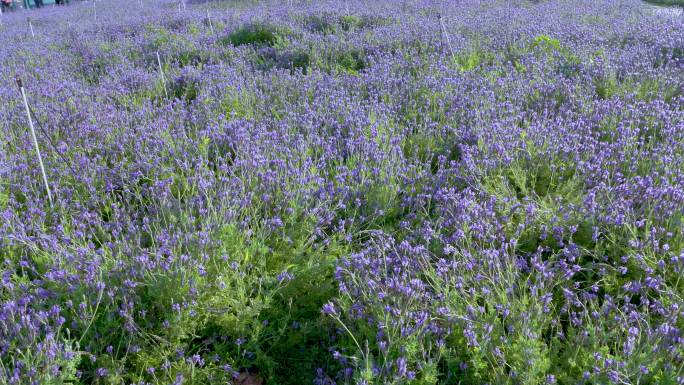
[0,0,682,384]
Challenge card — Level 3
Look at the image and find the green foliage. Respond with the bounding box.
[401,131,463,174]
[304,14,388,34]
[334,48,366,73]
[217,87,254,119]
[50,208,349,385]
[340,15,363,31]
[304,14,338,34]
[0,183,8,210]
[592,74,681,102]
[255,48,312,73]
[225,23,285,47]
[594,74,619,99]
[531,35,561,52]
[170,76,200,102]
[279,50,311,72]
[307,47,366,74]
[452,48,495,71]
[146,26,211,68]
[183,218,348,384]
[644,0,684,5]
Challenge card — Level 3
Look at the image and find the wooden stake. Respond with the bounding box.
[156,51,168,99]
[28,18,35,38]
[206,9,214,34]
[438,13,455,61]
[16,76,53,208]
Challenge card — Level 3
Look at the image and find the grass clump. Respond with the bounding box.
[225,23,286,47]
[170,73,200,102]
[254,47,312,73]
[304,47,366,74]
[644,0,684,5]
[334,49,366,72]
[304,13,338,34]
[277,50,311,72]
[339,15,363,31]
[452,48,495,71]
[304,14,387,34]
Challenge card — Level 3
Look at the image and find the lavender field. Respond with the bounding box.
[1,0,683,384]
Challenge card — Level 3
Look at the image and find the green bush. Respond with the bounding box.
[644,0,684,5]
[225,23,284,47]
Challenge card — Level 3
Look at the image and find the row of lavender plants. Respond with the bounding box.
[0,0,683,384]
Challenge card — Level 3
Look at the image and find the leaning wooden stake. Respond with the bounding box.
[438,13,455,61]
[206,9,214,34]
[16,76,53,208]
[28,18,35,38]
[156,51,169,99]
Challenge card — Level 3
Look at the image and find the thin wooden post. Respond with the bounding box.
[206,9,214,34]
[156,51,168,99]
[28,17,35,38]
[16,76,53,208]
[438,13,455,61]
